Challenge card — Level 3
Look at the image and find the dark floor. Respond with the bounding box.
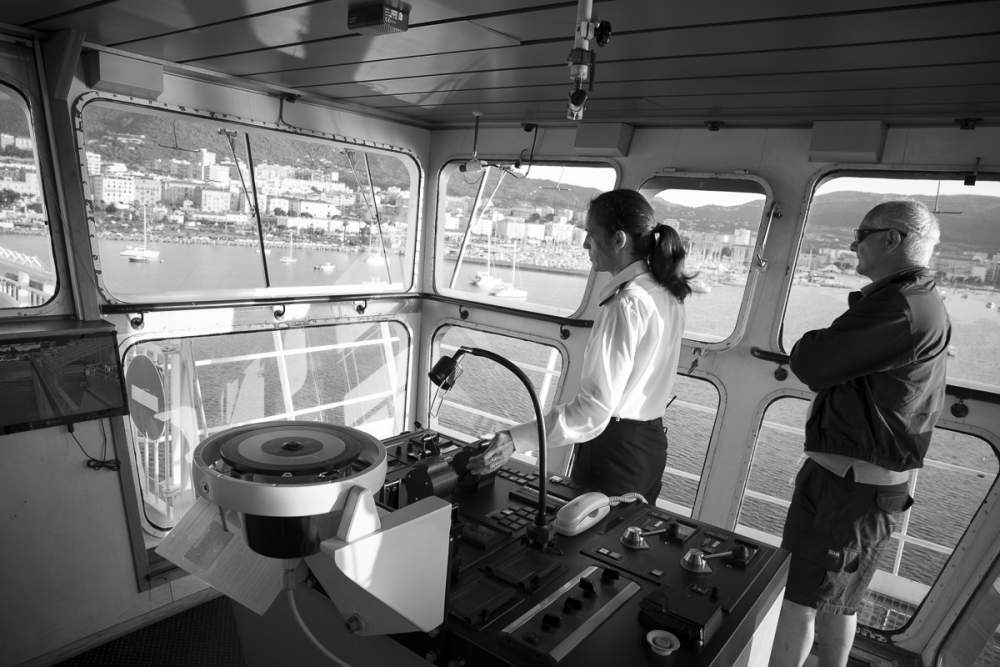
[58,596,244,667]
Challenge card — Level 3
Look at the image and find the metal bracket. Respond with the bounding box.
[965,157,981,186]
[749,346,790,380]
[754,202,782,270]
[355,299,367,315]
[129,312,144,329]
[687,347,703,374]
[955,117,982,130]
[273,304,285,320]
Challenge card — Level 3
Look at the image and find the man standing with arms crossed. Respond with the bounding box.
[770,200,951,667]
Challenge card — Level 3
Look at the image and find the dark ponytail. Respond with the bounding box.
[648,224,694,302]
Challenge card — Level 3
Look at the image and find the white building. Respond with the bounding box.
[495,219,526,240]
[200,188,231,213]
[290,199,340,219]
[523,221,546,242]
[85,151,101,176]
[204,164,230,185]
[134,178,162,208]
[95,175,135,206]
[545,221,575,244]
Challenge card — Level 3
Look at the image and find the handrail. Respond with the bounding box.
[101,292,596,329]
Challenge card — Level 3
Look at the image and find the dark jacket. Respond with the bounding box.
[790,267,951,471]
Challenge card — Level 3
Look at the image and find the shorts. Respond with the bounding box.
[781,458,913,615]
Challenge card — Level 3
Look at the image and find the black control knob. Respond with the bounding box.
[541,613,561,631]
[666,522,680,540]
[733,545,751,562]
[578,578,596,598]
[601,568,620,584]
[563,597,583,613]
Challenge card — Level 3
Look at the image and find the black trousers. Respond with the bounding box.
[569,417,667,504]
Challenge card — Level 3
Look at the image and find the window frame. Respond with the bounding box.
[432,158,619,320]
[783,168,1000,392]
[113,314,415,589]
[426,320,570,445]
[637,172,774,348]
[74,93,423,308]
[0,46,73,318]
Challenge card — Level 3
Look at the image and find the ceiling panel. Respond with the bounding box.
[29,0,300,44]
[114,0,572,63]
[339,65,1000,109]
[263,32,1000,92]
[0,0,998,127]
[304,47,1000,101]
[194,0,1000,78]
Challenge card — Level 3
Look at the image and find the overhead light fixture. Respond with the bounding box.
[567,0,612,121]
[347,1,410,34]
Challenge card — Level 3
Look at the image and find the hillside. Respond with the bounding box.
[808,191,1000,252]
[6,101,998,254]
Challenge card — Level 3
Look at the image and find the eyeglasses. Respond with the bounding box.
[853,227,907,244]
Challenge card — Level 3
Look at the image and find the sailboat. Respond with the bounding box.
[120,206,160,263]
[279,231,298,263]
[491,245,527,299]
[471,235,505,289]
[364,232,386,265]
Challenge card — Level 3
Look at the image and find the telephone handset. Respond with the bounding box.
[555,491,611,536]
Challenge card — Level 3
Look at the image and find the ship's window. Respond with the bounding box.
[429,326,563,440]
[0,85,56,311]
[784,175,1000,392]
[739,397,998,633]
[434,162,616,316]
[122,321,409,538]
[939,569,1000,666]
[639,177,767,342]
[660,375,718,515]
[80,101,418,302]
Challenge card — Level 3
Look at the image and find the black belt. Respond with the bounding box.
[611,416,662,424]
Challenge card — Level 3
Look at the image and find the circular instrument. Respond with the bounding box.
[217,422,362,478]
[192,421,388,558]
[193,421,387,518]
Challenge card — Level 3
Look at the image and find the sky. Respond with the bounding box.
[817,177,1000,198]
[518,165,999,208]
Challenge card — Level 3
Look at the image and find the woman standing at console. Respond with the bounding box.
[469,188,692,504]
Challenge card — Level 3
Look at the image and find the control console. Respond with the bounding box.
[380,430,788,666]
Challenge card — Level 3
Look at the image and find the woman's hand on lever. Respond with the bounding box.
[468,431,514,475]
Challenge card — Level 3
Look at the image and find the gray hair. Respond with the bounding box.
[862,200,940,265]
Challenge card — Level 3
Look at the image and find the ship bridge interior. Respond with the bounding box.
[0,2,999,667]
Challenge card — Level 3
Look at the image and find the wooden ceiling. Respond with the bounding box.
[5,0,1000,127]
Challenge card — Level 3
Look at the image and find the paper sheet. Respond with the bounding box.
[155,496,284,615]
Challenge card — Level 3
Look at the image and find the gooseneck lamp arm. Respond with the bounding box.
[429,346,553,546]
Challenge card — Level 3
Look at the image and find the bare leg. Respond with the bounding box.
[815,610,857,667]
[769,599,816,667]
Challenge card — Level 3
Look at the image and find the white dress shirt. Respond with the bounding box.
[508,260,685,453]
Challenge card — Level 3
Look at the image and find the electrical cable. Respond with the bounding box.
[287,587,352,667]
[608,491,646,506]
[518,124,539,178]
[70,420,120,471]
